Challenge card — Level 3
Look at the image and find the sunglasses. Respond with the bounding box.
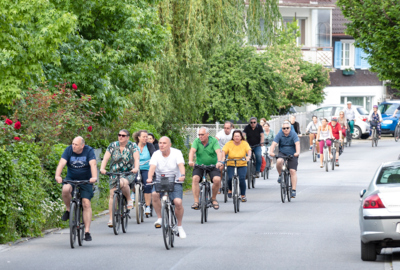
[250,122,256,124]
[282,127,290,130]
[118,134,127,138]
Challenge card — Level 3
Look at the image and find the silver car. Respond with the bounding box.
[359,161,400,261]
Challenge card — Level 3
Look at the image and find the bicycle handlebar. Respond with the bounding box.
[225,158,247,161]
[61,180,91,185]
[279,155,293,160]
[250,143,265,149]
[105,172,134,177]
[194,164,216,170]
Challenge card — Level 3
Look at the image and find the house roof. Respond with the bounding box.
[332,1,350,34]
[278,0,335,7]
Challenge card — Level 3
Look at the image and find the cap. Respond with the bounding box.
[347,101,352,104]
[373,105,378,108]
[331,116,338,121]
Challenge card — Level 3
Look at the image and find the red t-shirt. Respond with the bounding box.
[329,122,342,140]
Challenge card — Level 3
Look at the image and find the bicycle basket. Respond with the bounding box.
[155,176,175,192]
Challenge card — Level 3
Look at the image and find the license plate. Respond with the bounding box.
[397,223,400,234]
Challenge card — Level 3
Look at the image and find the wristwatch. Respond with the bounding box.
[181,174,185,177]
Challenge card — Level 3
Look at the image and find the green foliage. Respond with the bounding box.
[0,0,77,106]
[0,118,22,145]
[129,121,161,141]
[338,0,400,89]
[299,61,329,105]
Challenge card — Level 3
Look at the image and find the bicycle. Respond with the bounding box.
[149,175,181,250]
[222,161,228,203]
[106,172,133,235]
[226,158,246,213]
[278,155,293,203]
[262,140,271,180]
[370,121,379,147]
[395,117,400,142]
[345,120,352,147]
[310,134,318,162]
[247,143,264,189]
[193,164,216,224]
[134,161,153,223]
[62,179,90,249]
[330,139,338,170]
[319,139,332,172]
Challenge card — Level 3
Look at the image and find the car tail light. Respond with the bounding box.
[362,117,367,122]
[363,194,385,208]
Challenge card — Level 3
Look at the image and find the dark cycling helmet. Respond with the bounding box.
[331,116,338,122]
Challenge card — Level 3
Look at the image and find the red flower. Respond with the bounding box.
[72,84,78,90]
[5,119,12,125]
[14,121,21,130]
[87,126,93,132]
[52,93,57,99]
[14,137,20,141]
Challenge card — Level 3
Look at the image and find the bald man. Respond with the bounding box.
[147,136,187,239]
[55,136,98,241]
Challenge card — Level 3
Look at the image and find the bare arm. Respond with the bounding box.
[316,126,321,140]
[269,141,277,157]
[188,148,196,167]
[294,141,300,157]
[100,151,111,174]
[89,159,97,183]
[215,149,223,169]
[178,163,186,182]
[132,151,139,173]
[55,158,67,183]
[260,132,265,145]
[329,126,334,139]
[147,164,157,183]
[246,149,251,161]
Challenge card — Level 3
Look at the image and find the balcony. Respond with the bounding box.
[301,47,333,68]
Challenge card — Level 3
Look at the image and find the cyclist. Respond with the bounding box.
[55,136,98,241]
[269,121,300,198]
[216,121,234,193]
[148,133,159,150]
[263,122,275,167]
[328,117,343,166]
[134,130,157,215]
[189,127,223,210]
[368,105,382,139]
[221,130,251,202]
[344,101,356,135]
[338,111,348,143]
[290,115,301,135]
[317,118,334,168]
[243,117,264,178]
[306,115,320,152]
[147,136,186,239]
[100,129,139,227]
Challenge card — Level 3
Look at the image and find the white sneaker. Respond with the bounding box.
[130,191,135,201]
[154,218,162,229]
[177,226,186,239]
[145,206,151,214]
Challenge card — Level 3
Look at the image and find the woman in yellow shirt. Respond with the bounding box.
[222,130,251,202]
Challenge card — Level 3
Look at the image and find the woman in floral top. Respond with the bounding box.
[100,129,139,227]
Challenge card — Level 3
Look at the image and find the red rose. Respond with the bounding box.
[14,121,21,130]
[72,84,78,90]
[5,119,12,125]
[14,137,20,141]
[87,126,93,132]
[52,93,57,99]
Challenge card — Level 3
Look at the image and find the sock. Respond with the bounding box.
[178,226,183,229]
[292,189,296,191]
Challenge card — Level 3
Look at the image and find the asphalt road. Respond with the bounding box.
[1,138,400,270]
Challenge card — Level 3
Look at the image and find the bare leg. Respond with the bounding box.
[145,193,152,206]
[82,198,92,233]
[211,177,221,200]
[290,169,297,190]
[192,175,200,203]
[320,153,324,166]
[152,192,161,219]
[276,158,284,175]
[120,178,131,202]
[108,188,116,221]
[173,198,184,226]
[62,184,72,211]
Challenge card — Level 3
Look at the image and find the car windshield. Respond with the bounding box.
[381,104,400,115]
[357,107,369,115]
[377,166,400,184]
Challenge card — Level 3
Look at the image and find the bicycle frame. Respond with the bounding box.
[226,158,246,213]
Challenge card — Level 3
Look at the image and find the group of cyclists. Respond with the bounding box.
[54,100,382,243]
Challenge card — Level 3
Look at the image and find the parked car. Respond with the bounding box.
[311,104,370,139]
[379,101,400,136]
[359,161,400,261]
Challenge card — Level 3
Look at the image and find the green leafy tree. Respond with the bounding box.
[338,0,400,88]
[0,0,77,106]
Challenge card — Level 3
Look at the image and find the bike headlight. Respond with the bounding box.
[282,165,286,171]
[383,120,393,124]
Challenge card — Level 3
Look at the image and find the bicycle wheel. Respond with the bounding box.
[331,148,336,171]
[77,204,84,246]
[236,177,240,212]
[247,161,252,190]
[112,193,121,235]
[205,186,210,222]
[371,129,375,147]
[233,178,238,213]
[135,184,141,224]
[324,149,329,172]
[223,168,228,203]
[280,173,286,203]
[170,206,176,248]
[251,162,256,188]
[69,202,77,249]
[161,201,171,250]
[375,135,378,147]
[121,197,129,233]
[395,125,400,142]
[287,173,292,202]
[312,144,316,162]
[140,189,145,222]
[200,185,205,224]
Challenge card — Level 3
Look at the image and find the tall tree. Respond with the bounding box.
[338,0,400,88]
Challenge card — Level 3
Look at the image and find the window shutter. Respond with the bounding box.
[354,47,361,69]
[361,50,371,69]
[334,41,342,69]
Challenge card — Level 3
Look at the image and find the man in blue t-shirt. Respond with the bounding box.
[55,136,97,241]
[269,121,300,198]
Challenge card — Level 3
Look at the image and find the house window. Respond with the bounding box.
[341,43,350,67]
[283,17,306,46]
[334,40,371,70]
[315,10,330,47]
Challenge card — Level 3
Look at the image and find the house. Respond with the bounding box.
[278,0,386,112]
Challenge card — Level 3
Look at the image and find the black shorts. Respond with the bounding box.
[63,182,94,200]
[278,152,298,171]
[193,166,220,182]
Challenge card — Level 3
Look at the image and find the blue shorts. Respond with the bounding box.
[63,182,93,200]
[152,183,183,202]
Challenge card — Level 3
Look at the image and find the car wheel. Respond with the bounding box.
[361,241,377,261]
[352,126,362,139]
[360,134,369,140]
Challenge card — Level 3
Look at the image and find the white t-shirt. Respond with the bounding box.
[216,130,233,149]
[149,148,184,180]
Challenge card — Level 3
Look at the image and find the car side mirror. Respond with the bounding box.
[360,189,366,198]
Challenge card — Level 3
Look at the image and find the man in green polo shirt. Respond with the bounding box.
[189,127,223,210]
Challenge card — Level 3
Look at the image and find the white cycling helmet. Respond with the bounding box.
[347,101,352,104]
